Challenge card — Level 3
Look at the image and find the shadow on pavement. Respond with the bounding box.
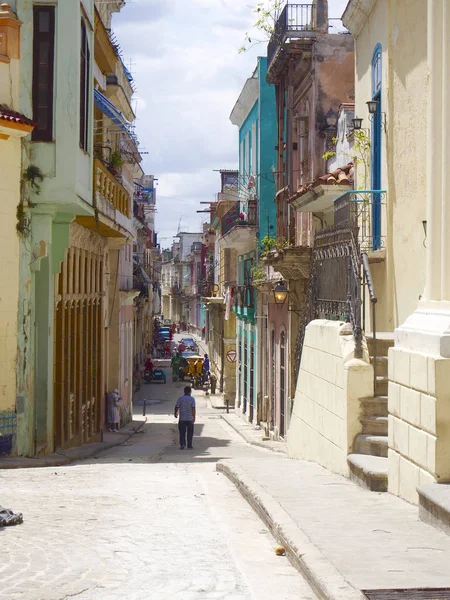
[77,421,236,466]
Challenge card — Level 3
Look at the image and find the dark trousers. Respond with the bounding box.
[178,420,194,448]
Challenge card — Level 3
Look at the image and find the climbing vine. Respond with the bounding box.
[239,0,286,53]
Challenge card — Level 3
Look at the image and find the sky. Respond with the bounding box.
[114,0,349,248]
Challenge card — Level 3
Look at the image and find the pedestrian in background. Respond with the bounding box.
[107,388,121,432]
[203,353,210,384]
[174,386,196,450]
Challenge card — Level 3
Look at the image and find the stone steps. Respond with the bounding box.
[355,434,388,457]
[347,454,388,492]
[360,395,388,417]
[370,355,388,376]
[349,333,392,493]
[418,483,450,536]
[361,416,388,435]
[374,375,388,396]
[366,332,395,356]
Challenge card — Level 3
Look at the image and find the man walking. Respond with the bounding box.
[174,386,196,450]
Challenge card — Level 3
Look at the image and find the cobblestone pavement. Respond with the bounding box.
[0,364,315,600]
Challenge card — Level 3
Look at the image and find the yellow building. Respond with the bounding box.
[0,4,34,455]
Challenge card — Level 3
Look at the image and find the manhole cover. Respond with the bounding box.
[363,589,450,600]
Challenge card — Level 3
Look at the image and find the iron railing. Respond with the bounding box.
[313,223,362,357]
[362,252,378,389]
[333,189,387,251]
[267,3,316,67]
[221,200,257,237]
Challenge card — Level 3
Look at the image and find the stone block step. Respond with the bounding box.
[375,375,388,396]
[370,356,388,377]
[359,395,388,417]
[360,416,388,435]
[366,333,395,357]
[418,483,450,536]
[355,434,388,457]
[347,453,388,492]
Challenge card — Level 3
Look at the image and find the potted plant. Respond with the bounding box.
[109,150,124,176]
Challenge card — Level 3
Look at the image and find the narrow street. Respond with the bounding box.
[0,354,315,600]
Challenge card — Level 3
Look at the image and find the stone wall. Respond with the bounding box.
[388,347,450,504]
[287,320,373,476]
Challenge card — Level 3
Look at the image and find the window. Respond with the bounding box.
[32,6,55,141]
[371,44,382,249]
[80,19,90,151]
[372,45,382,95]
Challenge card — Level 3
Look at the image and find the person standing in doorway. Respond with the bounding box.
[107,388,121,432]
[174,386,196,450]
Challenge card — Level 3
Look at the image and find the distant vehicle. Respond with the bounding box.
[181,350,200,359]
[178,338,198,352]
[150,368,166,384]
[159,326,171,333]
[163,319,172,325]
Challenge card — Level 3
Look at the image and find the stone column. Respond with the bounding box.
[389,0,450,503]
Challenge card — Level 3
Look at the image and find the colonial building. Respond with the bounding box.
[11,0,152,456]
[202,171,239,406]
[342,0,450,513]
[263,0,354,439]
[229,56,277,426]
[0,4,34,456]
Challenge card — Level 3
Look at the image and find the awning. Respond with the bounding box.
[94,89,129,134]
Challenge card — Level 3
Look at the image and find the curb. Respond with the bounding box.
[220,414,287,455]
[0,420,146,470]
[217,460,364,600]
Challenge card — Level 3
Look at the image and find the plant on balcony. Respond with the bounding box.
[252,261,267,282]
[275,236,292,252]
[109,150,124,175]
[260,235,276,255]
[239,0,286,53]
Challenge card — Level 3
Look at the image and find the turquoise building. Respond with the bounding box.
[229,57,276,423]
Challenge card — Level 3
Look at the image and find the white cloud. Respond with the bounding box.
[114,0,350,242]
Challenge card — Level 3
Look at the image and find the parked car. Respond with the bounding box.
[180,337,197,350]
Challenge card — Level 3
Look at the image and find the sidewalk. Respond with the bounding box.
[217,418,450,600]
[0,419,145,469]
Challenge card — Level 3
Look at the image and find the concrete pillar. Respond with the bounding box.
[425,0,443,302]
[32,213,55,454]
[107,246,120,391]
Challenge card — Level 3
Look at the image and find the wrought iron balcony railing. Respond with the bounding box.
[333,189,387,252]
[221,200,257,238]
[267,3,316,67]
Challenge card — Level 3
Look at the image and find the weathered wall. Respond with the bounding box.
[287,320,373,476]
[0,135,21,435]
[353,0,427,332]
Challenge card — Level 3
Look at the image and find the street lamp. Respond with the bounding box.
[351,117,363,130]
[366,100,379,114]
[272,281,288,307]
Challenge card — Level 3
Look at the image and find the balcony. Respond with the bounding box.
[220,200,257,252]
[95,158,130,217]
[267,3,317,74]
[233,285,256,322]
[76,159,132,239]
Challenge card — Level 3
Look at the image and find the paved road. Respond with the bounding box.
[0,349,315,600]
